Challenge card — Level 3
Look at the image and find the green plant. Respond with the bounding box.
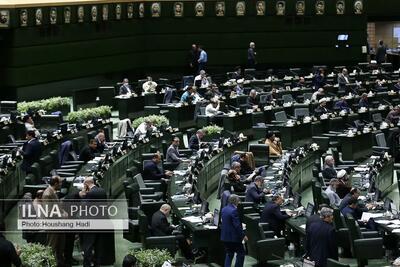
[202,125,223,135]
[20,243,56,267]
[66,106,112,123]
[17,97,70,113]
[132,115,169,129]
[128,248,173,267]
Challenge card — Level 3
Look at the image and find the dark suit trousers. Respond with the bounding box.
[223,242,245,267]
[81,233,100,267]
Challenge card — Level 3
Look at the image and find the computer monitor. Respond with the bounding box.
[305,203,314,218]
[337,34,349,41]
[213,209,220,227]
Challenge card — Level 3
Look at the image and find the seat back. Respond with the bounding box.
[333,207,345,229]
[312,136,330,153]
[274,111,288,122]
[303,92,313,101]
[282,94,294,103]
[248,144,269,167]
[39,155,54,177]
[375,132,387,147]
[243,214,262,258]
[372,113,383,123]
[217,169,229,199]
[256,238,286,263]
[182,75,194,88]
[72,136,86,154]
[294,107,310,118]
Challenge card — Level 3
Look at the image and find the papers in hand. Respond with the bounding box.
[300,224,306,229]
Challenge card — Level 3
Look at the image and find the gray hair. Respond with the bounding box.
[329,178,338,185]
[228,194,241,206]
[160,204,171,212]
[231,161,241,169]
[324,155,334,164]
[320,207,333,218]
[254,176,264,183]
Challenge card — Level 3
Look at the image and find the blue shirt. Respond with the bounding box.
[199,50,208,63]
[180,91,191,103]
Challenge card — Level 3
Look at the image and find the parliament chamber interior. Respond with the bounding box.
[2,0,400,266]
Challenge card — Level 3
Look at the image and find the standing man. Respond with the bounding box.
[187,44,199,75]
[305,207,338,267]
[376,40,387,64]
[247,42,257,68]
[220,194,247,267]
[80,177,115,267]
[198,45,208,73]
[42,176,66,267]
[21,130,42,173]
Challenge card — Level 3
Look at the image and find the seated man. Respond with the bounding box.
[233,79,244,96]
[334,97,351,113]
[180,86,195,104]
[324,179,341,206]
[322,155,337,180]
[314,98,330,117]
[305,207,338,267]
[336,169,351,199]
[232,66,242,79]
[188,130,204,151]
[341,198,376,230]
[142,152,173,180]
[311,88,325,102]
[227,169,246,193]
[166,137,183,163]
[119,78,132,95]
[266,87,279,104]
[194,70,211,89]
[246,89,259,109]
[205,100,221,117]
[134,120,155,139]
[79,139,98,162]
[204,84,222,100]
[23,115,40,138]
[142,76,158,93]
[151,204,176,235]
[358,93,369,109]
[264,132,282,156]
[260,195,292,237]
[295,76,306,88]
[245,176,269,204]
[386,105,400,124]
[231,152,254,175]
[94,131,108,153]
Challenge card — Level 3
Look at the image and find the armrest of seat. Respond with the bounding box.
[259,222,270,231]
[263,231,275,239]
[354,238,384,259]
[140,187,155,194]
[144,182,163,192]
[55,168,78,173]
[56,172,76,177]
[64,160,85,165]
[372,146,390,152]
[141,193,163,201]
[270,120,286,125]
[59,164,81,170]
[361,231,381,238]
[179,149,194,157]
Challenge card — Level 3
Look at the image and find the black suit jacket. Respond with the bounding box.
[79,145,96,162]
[322,166,337,180]
[143,160,165,180]
[21,138,42,172]
[188,134,200,150]
[245,182,264,203]
[246,96,259,108]
[86,186,107,200]
[151,210,173,236]
[306,220,338,267]
[0,234,21,267]
[260,202,290,236]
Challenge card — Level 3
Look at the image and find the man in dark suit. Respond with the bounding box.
[260,195,292,237]
[245,176,268,204]
[247,89,259,109]
[188,130,204,151]
[142,153,173,180]
[21,130,42,173]
[187,44,199,75]
[94,131,108,153]
[305,204,329,232]
[247,42,256,68]
[119,78,132,95]
[80,177,115,267]
[79,139,98,162]
[322,155,337,180]
[337,68,350,91]
[151,204,175,236]
[358,93,369,109]
[376,40,387,64]
[220,194,247,267]
[166,137,183,163]
[314,98,330,117]
[306,207,338,267]
[0,222,21,267]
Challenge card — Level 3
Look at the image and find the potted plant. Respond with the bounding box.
[201,125,223,142]
[18,97,71,114]
[132,115,170,129]
[127,248,173,267]
[66,105,112,123]
[20,243,56,267]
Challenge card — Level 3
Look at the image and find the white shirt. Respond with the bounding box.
[194,75,211,89]
[134,122,154,138]
[142,81,158,93]
[205,103,220,117]
[324,186,341,206]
